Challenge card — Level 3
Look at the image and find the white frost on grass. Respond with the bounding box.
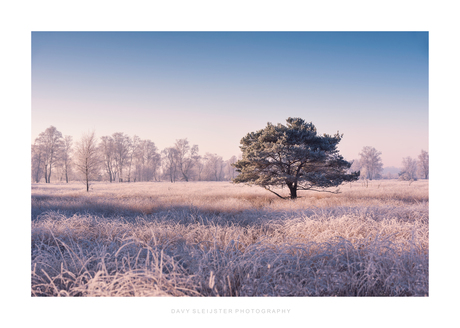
[31,180,428,296]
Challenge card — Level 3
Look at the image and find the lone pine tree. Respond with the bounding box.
[232,117,360,199]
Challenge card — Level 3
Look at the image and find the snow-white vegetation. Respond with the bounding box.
[31,180,428,296]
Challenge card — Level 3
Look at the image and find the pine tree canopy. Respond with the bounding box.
[232,117,360,199]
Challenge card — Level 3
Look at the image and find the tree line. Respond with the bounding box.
[349,146,429,181]
[31,124,428,194]
[31,126,239,188]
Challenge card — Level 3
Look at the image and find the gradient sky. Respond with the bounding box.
[32,32,428,168]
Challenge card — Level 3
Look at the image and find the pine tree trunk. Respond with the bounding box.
[287,183,297,199]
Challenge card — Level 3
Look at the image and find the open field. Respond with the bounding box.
[31,179,428,296]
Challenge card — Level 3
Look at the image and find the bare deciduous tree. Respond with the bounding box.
[35,126,64,183]
[31,142,44,183]
[225,155,238,180]
[174,138,199,182]
[126,135,140,182]
[74,131,100,192]
[348,159,361,175]
[196,156,205,181]
[61,135,73,183]
[145,140,161,181]
[399,157,418,182]
[133,139,160,182]
[99,136,116,182]
[162,147,178,183]
[204,153,224,181]
[112,132,131,182]
[359,146,383,180]
[418,150,429,179]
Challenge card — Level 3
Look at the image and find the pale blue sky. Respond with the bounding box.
[32,32,428,167]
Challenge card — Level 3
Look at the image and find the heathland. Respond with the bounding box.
[31,179,428,296]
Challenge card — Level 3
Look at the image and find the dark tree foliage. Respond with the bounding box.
[232,118,360,199]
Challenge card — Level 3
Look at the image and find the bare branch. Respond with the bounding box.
[263,187,288,199]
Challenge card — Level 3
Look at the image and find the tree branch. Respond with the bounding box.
[263,187,288,199]
[297,187,341,194]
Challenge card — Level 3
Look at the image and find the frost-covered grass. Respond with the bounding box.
[31,180,428,296]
